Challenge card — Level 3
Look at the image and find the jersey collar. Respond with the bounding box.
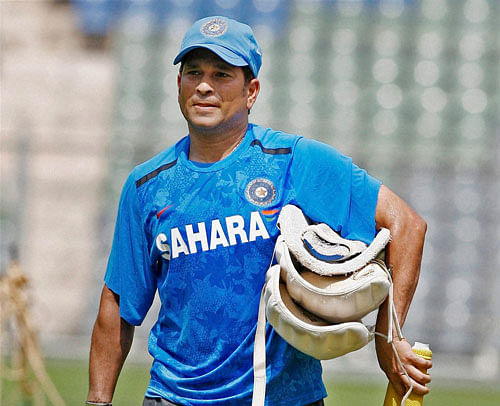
[179,124,255,173]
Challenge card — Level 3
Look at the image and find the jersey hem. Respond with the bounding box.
[145,381,327,405]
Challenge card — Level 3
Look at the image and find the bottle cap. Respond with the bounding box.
[412,342,432,359]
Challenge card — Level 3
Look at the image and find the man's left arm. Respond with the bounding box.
[374,184,432,397]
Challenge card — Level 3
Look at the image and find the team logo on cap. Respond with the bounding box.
[245,178,276,207]
[201,18,228,37]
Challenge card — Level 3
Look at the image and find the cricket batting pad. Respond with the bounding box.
[264,264,375,360]
[253,205,394,406]
[275,235,391,323]
[277,204,391,276]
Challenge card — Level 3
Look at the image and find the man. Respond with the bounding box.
[87,16,431,406]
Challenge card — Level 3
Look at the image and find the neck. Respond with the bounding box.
[188,122,249,163]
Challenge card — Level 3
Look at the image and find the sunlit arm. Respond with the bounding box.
[88,285,135,403]
[374,185,432,397]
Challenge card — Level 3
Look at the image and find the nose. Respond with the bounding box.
[196,78,214,96]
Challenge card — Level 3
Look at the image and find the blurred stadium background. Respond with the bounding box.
[1,0,499,403]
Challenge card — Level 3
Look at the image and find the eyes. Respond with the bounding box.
[184,68,233,79]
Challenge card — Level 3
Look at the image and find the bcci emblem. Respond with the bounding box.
[200,18,228,37]
[245,178,276,207]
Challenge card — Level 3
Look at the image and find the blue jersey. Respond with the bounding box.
[105,123,381,405]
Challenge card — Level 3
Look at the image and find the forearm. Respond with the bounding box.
[375,185,426,336]
[373,185,431,396]
[376,214,426,337]
[88,285,135,403]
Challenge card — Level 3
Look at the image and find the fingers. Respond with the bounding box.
[393,362,432,395]
[390,370,431,397]
[393,340,433,387]
[419,358,433,371]
[376,337,432,397]
[402,376,431,396]
[406,365,432,393]
[388,349,432,397]
[409,351,433,371]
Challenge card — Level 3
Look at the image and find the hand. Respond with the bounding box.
[375,336,432,397]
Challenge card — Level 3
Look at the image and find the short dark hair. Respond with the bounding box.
[241,65,255,85]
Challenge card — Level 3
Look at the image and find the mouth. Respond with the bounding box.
[192,99,219,108]
[193,103,218,109]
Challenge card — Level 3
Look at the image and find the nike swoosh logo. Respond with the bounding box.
[156,204,173,219]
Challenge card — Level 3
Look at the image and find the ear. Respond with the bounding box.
[177,72,181,94]
[246,78,260,110]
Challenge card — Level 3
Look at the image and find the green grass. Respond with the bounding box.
[1,358,150,405]
[2,359,500,405]
[324,380,500,406]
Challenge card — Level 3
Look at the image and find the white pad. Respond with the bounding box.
[253,205,393,405]
[263,265,375,360]
[275,236,391,323]
[277,204,391,276]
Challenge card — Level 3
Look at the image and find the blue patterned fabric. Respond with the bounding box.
[104,123,381,405]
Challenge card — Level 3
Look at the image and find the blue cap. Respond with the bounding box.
[173,16,262,78]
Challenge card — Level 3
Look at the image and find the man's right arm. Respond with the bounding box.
[88,284,135,404]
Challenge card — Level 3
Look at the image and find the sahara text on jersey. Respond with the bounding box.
[156,211,271,260]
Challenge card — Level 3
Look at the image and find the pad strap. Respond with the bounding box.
[252,288,267,406]
[374,266,414,406]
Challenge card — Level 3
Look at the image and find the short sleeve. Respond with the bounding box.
[289,138,381,244]
[104,172,157,325]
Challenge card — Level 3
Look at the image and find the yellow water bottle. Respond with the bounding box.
[383,342,432,406]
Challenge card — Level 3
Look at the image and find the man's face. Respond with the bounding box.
[177,49,259,134]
